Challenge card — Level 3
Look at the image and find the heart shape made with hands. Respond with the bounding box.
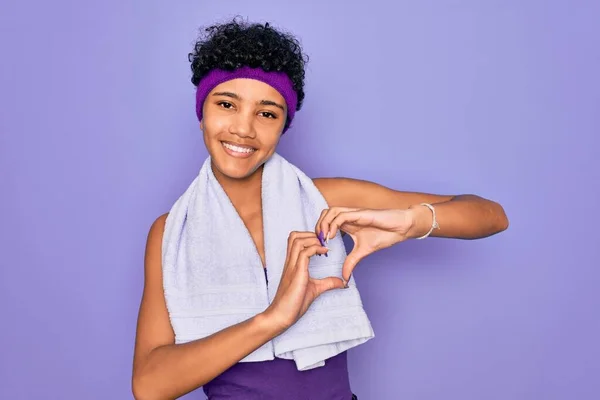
[315,207,414,283]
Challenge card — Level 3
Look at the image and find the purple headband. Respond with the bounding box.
[195,66,298,133]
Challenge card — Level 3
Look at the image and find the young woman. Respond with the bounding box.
[132,18,509,400]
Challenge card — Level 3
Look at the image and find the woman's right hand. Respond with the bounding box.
[263,231,345,331]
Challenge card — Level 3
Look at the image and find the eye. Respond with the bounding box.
[217,101,234,109]
[259,111,277,119]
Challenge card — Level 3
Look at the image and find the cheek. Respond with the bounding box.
[201,104,229,134]
[263,133,282,151]
[202,116,228,137]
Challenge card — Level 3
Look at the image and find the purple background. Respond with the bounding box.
[1,1,598,399]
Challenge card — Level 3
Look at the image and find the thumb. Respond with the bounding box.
[341,250,365,284]
[313,277,345,294]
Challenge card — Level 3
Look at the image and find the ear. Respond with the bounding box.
[199,119,204,130]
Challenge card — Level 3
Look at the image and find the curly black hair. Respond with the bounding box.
[188,17,308,111]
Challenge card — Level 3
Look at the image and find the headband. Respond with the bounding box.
[195,66,298,133]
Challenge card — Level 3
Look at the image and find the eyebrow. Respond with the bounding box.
[212,91,285,111]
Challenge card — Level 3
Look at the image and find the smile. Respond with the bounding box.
[221,141,256,158]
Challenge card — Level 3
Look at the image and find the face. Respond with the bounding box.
[200,78,288,180]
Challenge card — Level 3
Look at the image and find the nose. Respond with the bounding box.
[228,111,255,139]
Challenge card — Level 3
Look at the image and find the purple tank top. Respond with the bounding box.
[203,269,352,399]
[202,351,352,399]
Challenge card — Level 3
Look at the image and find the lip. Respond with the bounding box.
[221,141,256,159]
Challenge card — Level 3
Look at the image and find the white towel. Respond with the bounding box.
[162,152,374,371]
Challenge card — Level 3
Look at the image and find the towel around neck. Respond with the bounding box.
[161,153,374,370]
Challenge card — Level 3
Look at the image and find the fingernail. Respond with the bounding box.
[318,231,325,246]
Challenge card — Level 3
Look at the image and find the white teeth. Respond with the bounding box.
[222,142,255,153]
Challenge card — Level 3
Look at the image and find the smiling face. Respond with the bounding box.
[200,78,288,181]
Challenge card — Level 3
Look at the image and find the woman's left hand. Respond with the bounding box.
[315,207,430,285]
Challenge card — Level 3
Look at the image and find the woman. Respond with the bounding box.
[132,19,509,400]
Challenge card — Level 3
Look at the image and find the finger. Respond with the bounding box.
[286,232,318,261]
[282,232,317,280]
[341,249,366,284]
[317,207,346,241]
[291,244,329,280]
[314,209,328,239]
[284,232,309,268]
[328,210,374,240]
[311,276,346,295]
[283,231,297,267]
[317,207,360,243]
[296,243,330,268]
[288,236,325,273]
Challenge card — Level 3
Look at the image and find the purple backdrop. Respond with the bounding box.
[1,1,598,399]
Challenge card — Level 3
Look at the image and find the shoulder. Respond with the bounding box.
[148,213,169,242]
[144,213,169,269]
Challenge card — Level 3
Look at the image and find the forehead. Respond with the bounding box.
[210,78,285,102]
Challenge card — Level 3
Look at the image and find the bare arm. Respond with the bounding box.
[131,214,286,400]
[132,216,341,400]
[313,177,508,239]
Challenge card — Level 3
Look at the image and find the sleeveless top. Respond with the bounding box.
[202,351,352,399]
[202,269,354,399]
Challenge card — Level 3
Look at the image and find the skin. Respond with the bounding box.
[131,78,509,399]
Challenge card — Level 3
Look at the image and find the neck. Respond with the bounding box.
[211,162,263,207]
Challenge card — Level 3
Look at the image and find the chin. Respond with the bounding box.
[214,162,258,180]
